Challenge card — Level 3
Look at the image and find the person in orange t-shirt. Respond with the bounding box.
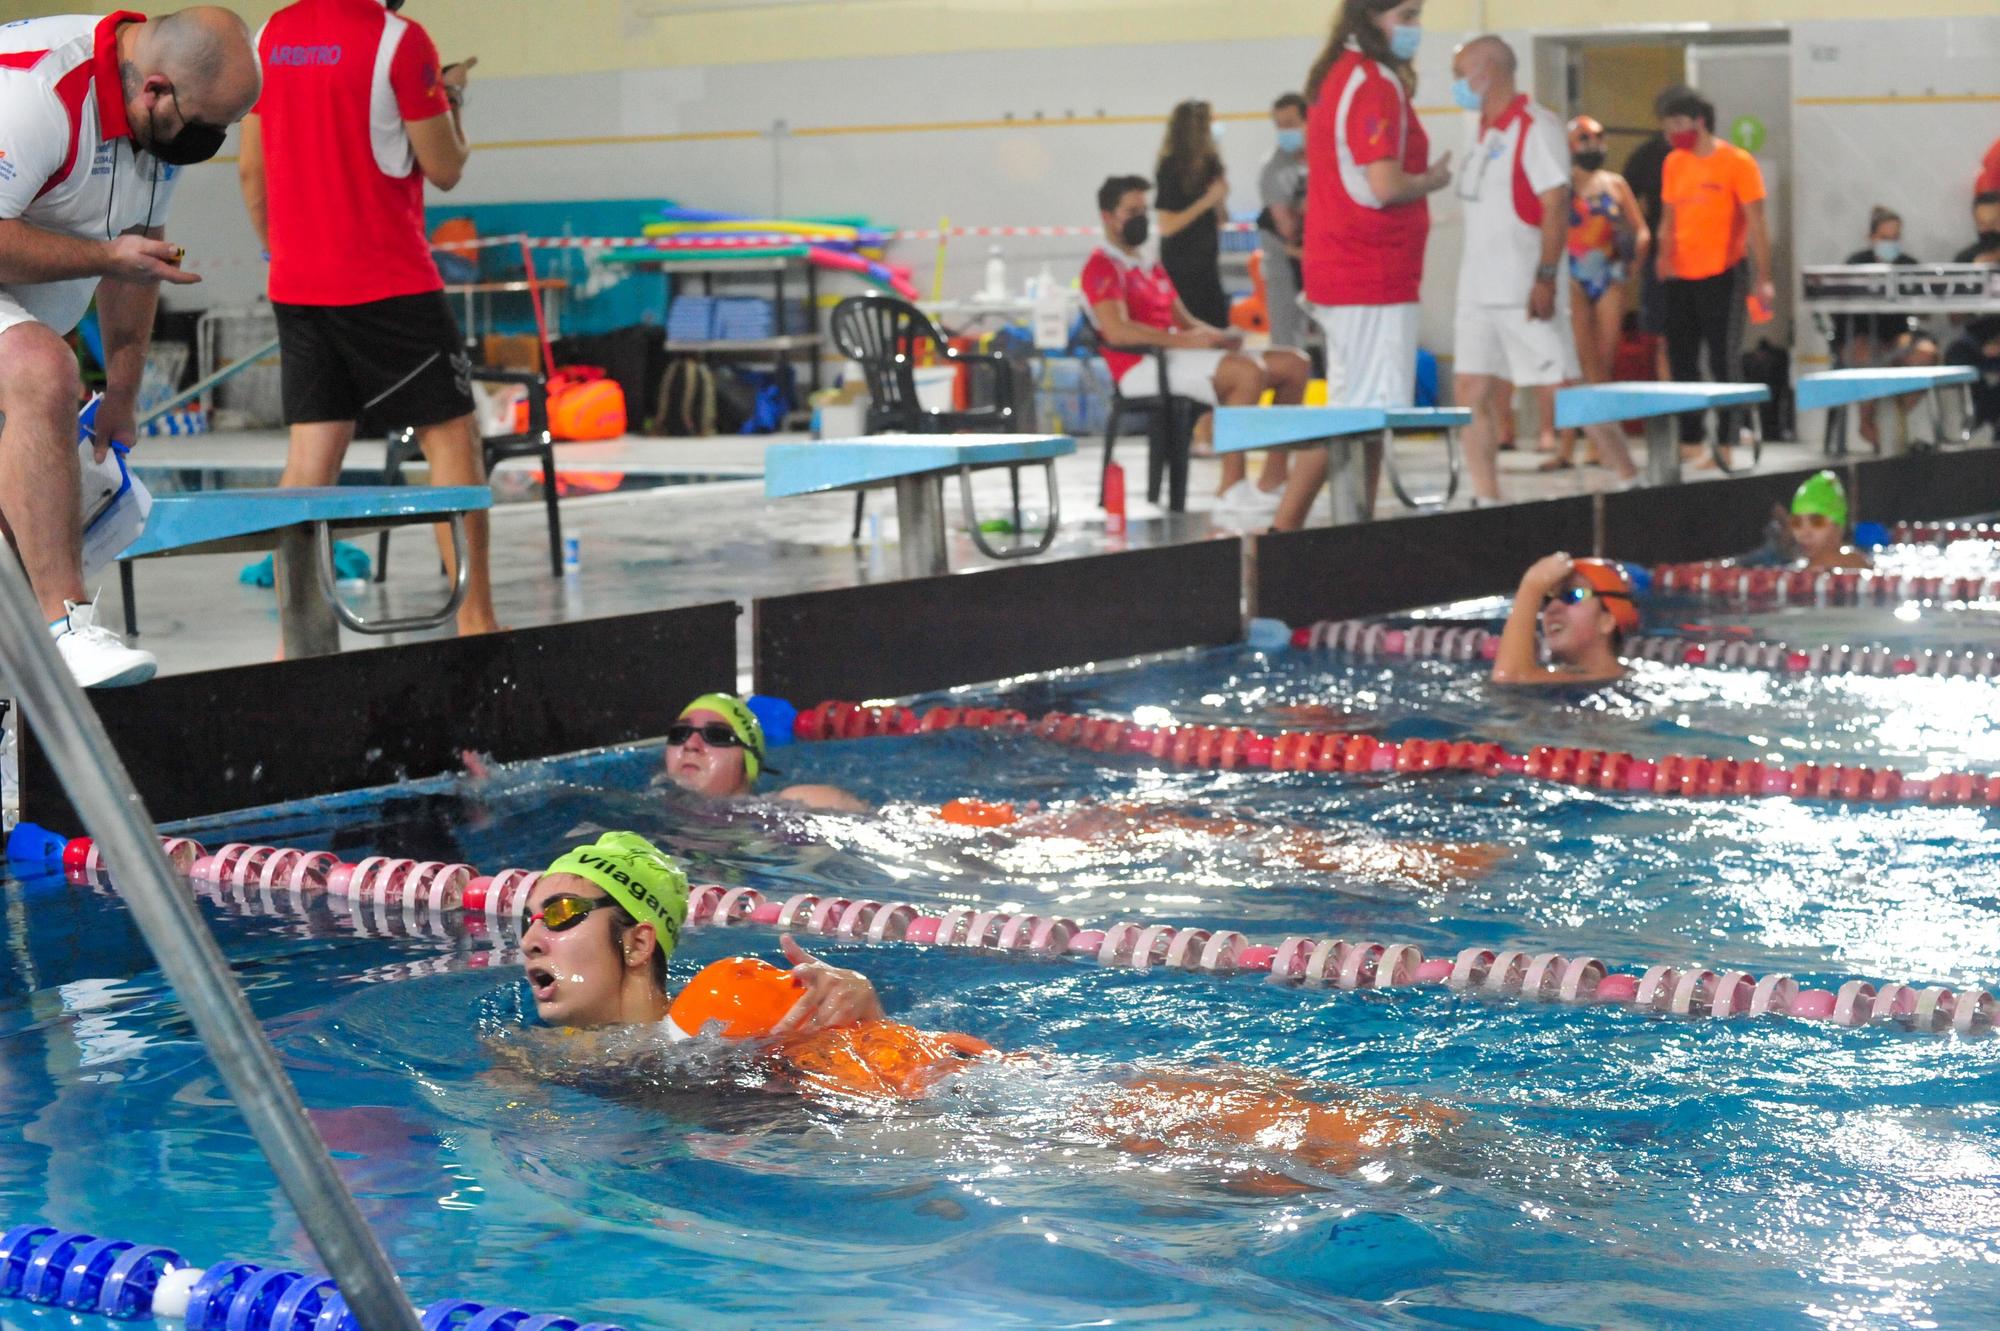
[1655,89,1773,469]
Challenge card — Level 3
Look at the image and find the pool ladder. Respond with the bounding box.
[0,555,421,1329]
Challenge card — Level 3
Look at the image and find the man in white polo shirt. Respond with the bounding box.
[1448,34,1571,507]
[0,8,258,687]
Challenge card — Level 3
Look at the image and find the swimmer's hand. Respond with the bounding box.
[1520,551,1575,596]
[103,235,200,286]
[770,934,886,1036]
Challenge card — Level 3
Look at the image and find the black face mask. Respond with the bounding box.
[1119,214,1149,247]
[144,90,228,167]
[1573,150,1606,172]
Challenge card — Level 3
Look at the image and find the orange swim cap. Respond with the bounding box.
[667,957,801,1040]
[1569,558,1641,635]
[939,798,1018,828]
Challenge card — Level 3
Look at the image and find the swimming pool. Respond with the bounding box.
[6,615,2000,1328]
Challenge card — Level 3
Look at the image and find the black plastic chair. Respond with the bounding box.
[1078,323,1202,513]
[828,293,1021,539]
[378,366,562,579]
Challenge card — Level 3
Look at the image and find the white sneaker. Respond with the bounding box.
[1214,479,1253,512]
[53,599,156,689]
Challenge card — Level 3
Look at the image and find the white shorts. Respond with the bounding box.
[1308,301,1418,406]
[0,279,98,341]
[1115,346,1225,406]
[1453,302,1571,387]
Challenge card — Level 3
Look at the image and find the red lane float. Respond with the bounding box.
[57,834,1996,1038]
[787,701,2000,808]
[1649,561,2000,605]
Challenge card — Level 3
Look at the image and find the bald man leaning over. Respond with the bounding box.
[0,9,258,687]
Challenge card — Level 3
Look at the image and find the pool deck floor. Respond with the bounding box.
[110,427,1835,682]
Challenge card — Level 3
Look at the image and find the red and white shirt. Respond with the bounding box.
[255,0,451,306]
[0,12,179,335]
[1302,46,1430,308]
[1081,245,1179,381]
[1454,94,1569,306]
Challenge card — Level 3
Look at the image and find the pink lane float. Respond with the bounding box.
[1287,615,2000,680]
[51,833,1999,1040]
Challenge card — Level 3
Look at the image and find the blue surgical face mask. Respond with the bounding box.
[1276,127,1304,153]
[1451,78,1483,112]
[1872,240,1902,263]
[1389,24,1422,61]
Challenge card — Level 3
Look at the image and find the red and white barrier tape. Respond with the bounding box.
[58,834,1998,1038]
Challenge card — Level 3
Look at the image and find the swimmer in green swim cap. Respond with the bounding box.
[520,830,883,1029]
[1788,470,1871,573]
[664,693,867,813]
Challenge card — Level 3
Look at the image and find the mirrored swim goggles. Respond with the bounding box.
[1543,585,1631,609]
[664,722,749,748]
[522,893,617,935]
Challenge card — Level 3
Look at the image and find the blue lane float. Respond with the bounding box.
[0,1224,625,1331]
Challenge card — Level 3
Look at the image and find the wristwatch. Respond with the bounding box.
[1534,263,1559,283]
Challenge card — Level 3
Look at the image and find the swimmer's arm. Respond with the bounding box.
[1490,553,1574,686]
[237,115,269,251]
[769,934,886,1035]
[774,784,871,814]
[1611,174,1650,264]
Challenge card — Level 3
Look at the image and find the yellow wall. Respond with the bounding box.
[7,0,1995,79]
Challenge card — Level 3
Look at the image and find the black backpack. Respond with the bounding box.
[653,357,717,436]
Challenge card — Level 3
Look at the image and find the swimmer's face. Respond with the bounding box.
[1539,576,1615,658]
[520,873,626,1027]
[1790,511,1843,561]
[665,708,751,798]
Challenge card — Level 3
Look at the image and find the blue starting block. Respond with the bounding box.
[1797,366,1977,456]
[765,434,1075,578]
[1555,381,1772,485]
[120,485,491,657]
[1212,405,1470,522]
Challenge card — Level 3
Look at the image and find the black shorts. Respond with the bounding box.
[274,290,475,431]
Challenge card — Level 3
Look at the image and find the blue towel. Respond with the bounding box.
[240,540,372,588]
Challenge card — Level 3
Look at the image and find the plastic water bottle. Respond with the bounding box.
[563,537,580,574]
[1104,460,1127,536]
[983,246,1007,300]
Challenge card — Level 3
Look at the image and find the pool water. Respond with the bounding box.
[6,626,2000,1329]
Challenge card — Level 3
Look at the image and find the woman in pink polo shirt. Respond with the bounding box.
[1270,0,1453,532]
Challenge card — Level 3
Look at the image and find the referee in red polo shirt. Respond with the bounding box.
[238,0,498,636]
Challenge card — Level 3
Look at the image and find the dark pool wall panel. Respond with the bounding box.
[1600,464,1822,568]
[1253,496,1595,628]
[1851,448,2000,523]
[20,602,737,828]
[754,540,1243,707]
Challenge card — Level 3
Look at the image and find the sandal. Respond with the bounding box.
[1536,457,1575,472]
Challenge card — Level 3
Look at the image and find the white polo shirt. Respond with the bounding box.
[1454,93,1568,307]
[0,11,180,337]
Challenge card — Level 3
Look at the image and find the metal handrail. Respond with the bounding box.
[0,558,421,1331]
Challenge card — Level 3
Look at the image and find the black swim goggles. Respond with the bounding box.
[522,893,616,935]
[665,722,748,749]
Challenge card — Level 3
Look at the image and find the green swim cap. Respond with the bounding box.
[542,832,688,960]
[679,692,769,785]
[1792,470,1849,527]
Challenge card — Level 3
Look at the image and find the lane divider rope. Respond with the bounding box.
[0,1223,622,1331]
[1649,561,2000,605]
[1286,617,2000,679]
[43,834,1998,1040]
[784,701,2000,808]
